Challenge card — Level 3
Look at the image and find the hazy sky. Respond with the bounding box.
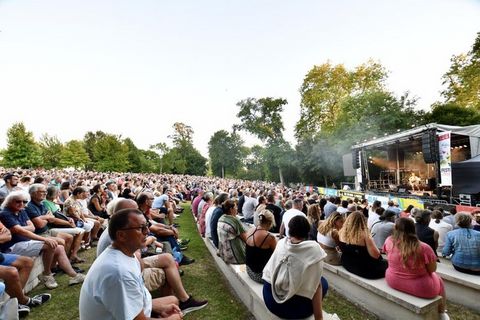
[0,0,479,157]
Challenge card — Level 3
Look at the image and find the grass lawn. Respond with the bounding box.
[27,203,480,320]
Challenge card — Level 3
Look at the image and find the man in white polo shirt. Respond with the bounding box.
[280,198,305,237]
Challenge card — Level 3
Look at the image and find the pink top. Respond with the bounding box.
[383,237,443,298]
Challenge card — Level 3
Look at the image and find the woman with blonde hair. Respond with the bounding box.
[339,211,387,279]
[384,218,449,320]
[245,209,277,283]
[317,212,344,265]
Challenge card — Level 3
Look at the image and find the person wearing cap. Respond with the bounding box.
[0,173,20,203]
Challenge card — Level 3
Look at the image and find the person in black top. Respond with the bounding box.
[245,209,277,283]
[265,193,282,233]
[414,209,439,257]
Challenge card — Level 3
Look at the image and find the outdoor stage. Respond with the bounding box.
[348,123,480,206]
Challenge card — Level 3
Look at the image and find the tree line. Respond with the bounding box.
[1,33,479,185]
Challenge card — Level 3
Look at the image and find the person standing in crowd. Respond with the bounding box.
[383,218,450,320]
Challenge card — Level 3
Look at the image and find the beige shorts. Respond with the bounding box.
[142,267,165,292]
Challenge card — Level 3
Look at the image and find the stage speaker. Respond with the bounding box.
[352,149,361,169]
[422,130,438,163]
[428,178,436,190]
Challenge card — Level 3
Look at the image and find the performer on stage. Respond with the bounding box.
[408,172,421,191]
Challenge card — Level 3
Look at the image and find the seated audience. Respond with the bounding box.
[383,218,450,320]
[79,208,184,320]
[367,200,382,229]
[217,200,247,264]
[317,212,344,265]
[262,215,328,320]
[306,204,321,241]
[0,191,85,289]
[339,211,387,279]
[429,210,453,253]
[415,209,439,257]
[371,209,396,251]
[245,209,277,283]
[442,213,480,275]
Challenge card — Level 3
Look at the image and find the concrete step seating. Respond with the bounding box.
[435,257,480,313]
[322,263,441,320]
[203,237,339,320]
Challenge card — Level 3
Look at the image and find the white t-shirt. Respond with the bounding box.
[429,220,453,250]
[367,210,380,230]
[282,208,305,237]
[79,247,152,320]
[204,206,216,238]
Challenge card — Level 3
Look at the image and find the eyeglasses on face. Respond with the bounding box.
[14,200,29,204]
[120,225,149,233]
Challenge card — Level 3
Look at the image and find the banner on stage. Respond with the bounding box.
[438,131,452,186]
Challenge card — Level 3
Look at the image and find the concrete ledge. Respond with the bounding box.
[435,261,480,312]
[24,256,43,293]
[323,263,441,320]
[203,237,338,320]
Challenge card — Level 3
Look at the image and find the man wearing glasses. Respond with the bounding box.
[80,208,187,320]
[0,191,85,289]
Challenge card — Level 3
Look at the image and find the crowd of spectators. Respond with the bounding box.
[1,166,479,319]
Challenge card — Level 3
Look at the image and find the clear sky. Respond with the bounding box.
[0,0,479,157]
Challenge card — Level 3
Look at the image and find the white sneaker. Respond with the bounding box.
[69,273,86,286]
[40,274,58,289]
[439,312,450,320]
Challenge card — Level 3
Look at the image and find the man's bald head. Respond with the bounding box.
[113,198,138,213]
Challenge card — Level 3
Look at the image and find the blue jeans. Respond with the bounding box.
[263,277,328,319]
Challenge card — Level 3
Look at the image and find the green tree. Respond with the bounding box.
[163,123,207,176]
[150,142,169,173]
[124,138,142,172]
[296,60,387,139]
[60,140,90,169]
[441,32,480,109]
[83,131,108,170]
[1,122,42,168]
[208,130,246,178]
[92,134,130,172]
[235,97,291,183]
[39,134,64,169]
[425,102,480,126]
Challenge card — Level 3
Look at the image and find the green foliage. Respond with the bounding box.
[296,60,387,139]
[2,122,42,168]
[425,102,480,126]
[150,142,169,173]
[60,140,90,169]
[92,134,130,172]
[208,130,246,178]
[235,97,286,142]
[83,131,107,169]
[442,32,480,110]
[39,134,64,169]
[162,123,207,176]
[235,97,292,183]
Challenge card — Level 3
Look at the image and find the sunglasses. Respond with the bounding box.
[14,200,29,204]
[120,225,149,233]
